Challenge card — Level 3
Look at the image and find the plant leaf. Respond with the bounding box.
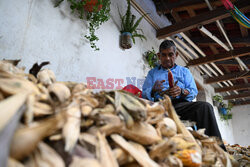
[132,33,147,41]
[130,13,147,34]
[129,15,136,32]
[124,0,132,32]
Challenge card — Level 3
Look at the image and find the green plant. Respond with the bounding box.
[220,113,232,121]
[212,95,223,103]
[119,0,146,44]
[219,102,233,121]
[58,0,111,50]
[227,102,233,112]
[145,48,158,68]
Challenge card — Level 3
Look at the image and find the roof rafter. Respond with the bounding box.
[155,0,203,14]
[156,1,250,39]
[153,0,237,13]
[223,92,250,100]
[205,71,250,84]
[191,37,250,45]
[187,47,250,67]
[232,100,250,106]
[215,83,250,93]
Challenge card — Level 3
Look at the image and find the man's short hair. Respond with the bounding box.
[159,40,176,53]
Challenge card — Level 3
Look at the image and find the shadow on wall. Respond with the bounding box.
[195,80,206,102]
[52,0,89,45]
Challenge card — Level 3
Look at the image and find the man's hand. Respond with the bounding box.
[151,80,165,97]
[169,85,181,98]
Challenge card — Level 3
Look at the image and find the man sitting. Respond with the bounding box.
[142,40,226,150]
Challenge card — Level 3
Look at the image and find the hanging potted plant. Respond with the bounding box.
[212,95,223,107]
[220,113,232,121]
[144,48,159,68]
[219,102,228,115]
[218,102,233,121]
[57,0,111,50]
[119,0,147,49]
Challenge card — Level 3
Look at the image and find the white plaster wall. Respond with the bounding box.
[232,105,250,146]
[0,0,235,143]
[0,0,178,87]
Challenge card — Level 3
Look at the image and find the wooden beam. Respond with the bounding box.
[171,10,192,37]
[186,8,196,17]
[205,71,250,84]
[223,92,250,100]
[239,25,249,37]
[156,1,250,39]
[215,59,250,65]
[161,0,203,13]
[233,100,250,106]
[131,0,160,30]
[191,37,250,45]
[215,83,250,93]
[187,47,250,66]
[155,0,237,13]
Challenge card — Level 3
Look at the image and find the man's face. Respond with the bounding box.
[158,47,178,69]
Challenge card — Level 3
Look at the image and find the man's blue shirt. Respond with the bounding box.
[142,64,198,102]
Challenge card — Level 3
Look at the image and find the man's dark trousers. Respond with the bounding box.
[172,99,226,151]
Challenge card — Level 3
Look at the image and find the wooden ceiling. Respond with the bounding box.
[152,0,250,106]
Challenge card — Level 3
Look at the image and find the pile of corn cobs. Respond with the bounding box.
[0,60,237,167]
[226,144,250,167]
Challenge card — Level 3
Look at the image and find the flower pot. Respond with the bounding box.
[120,32,132,49]
[213,100,220,107]
[83,0,102,12]
[219,107,227,115]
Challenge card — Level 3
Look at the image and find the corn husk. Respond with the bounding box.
[24,94,35,125]
[162,96,202,154]
[0,92,28,131]
[149,139,176,161]
[81,105,93,116]
[48,83,71,103]
[97,132,119,167]
[25,142,65,167]
[10,112,65,160]
[111,134,159,167]
[0,61,24,75]
[37,69,56,86]
[69,157,101,167]
[33,102,53,116]
[113,147,134,165]
[1,60,235,167]
[0,78,39,95]
[7,158,24,167]
[63,106,81,152]
[118,122,161,145]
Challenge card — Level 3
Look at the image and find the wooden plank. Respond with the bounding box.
[233,100,250,106]
[154,0,237,13]
[163,0,203,13]
[223,92,250,100]
[209,45,219,54]
[156,1,250,39]
[215,59,250,65]
[187,47,250,66]
[191,37,250,45]
[205,71,250,84]
[153,0,202,14]
[171,10,192,37]
[239,25,249,37]
[186,8,196,17]
[215,83,250,93]
[131,0,160,30]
